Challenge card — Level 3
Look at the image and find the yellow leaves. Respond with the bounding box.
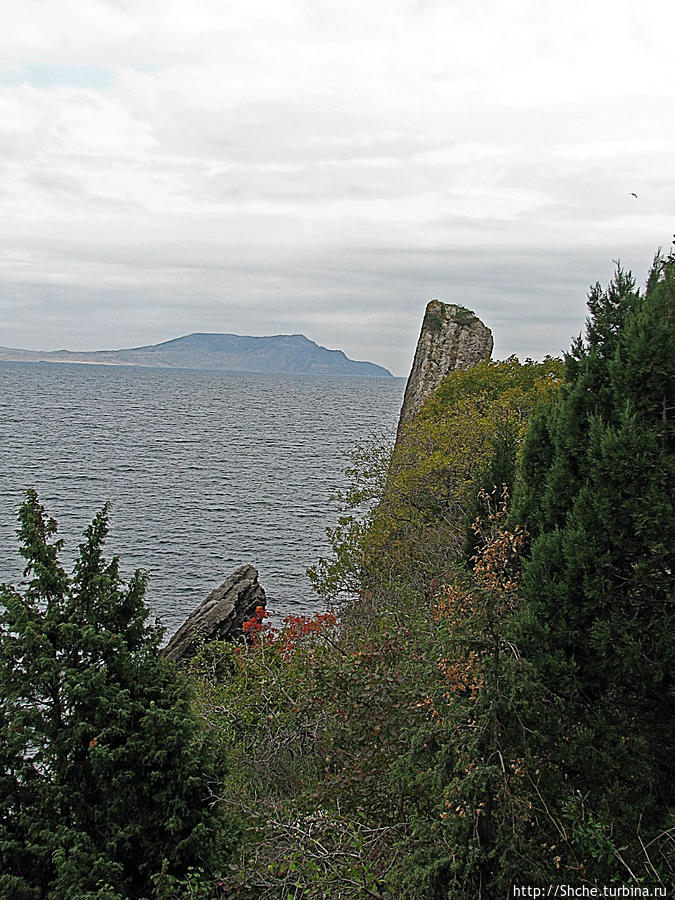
[471,485,527,601]
[432,584,477,628]
[418,695,440,719]
[438,652,484,698]
[377,359,559,580]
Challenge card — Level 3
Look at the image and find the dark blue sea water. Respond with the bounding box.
[0,363,405,636]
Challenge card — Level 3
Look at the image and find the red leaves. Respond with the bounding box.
[242,605,268,636]
[241,607,337,656]
[275,612,337,657]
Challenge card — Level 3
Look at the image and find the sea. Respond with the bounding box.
[0,362,405,637]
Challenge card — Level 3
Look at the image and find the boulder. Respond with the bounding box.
[396,301,493,439]
[163,564,266,663]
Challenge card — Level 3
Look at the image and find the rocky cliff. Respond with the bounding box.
[163,565,266,663]
[396,301,493,439]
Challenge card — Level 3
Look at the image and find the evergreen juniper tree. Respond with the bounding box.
[513,251,675,880]
[0,491,227,900]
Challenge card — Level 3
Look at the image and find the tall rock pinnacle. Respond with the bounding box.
[396,301,493,438]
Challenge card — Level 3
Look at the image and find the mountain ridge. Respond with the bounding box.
[0,332,393,377]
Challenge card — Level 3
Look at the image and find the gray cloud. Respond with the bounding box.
[0,239,663,375]
[1,0,674,375]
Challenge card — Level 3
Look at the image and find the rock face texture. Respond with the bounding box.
[163,565,266,663]
[396,301,493,438]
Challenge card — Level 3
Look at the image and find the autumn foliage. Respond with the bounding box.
[192,253,673,896]
[241,607,337,655]
[4,252,670,898]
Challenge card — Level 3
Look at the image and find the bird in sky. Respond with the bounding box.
[630,192,638,198]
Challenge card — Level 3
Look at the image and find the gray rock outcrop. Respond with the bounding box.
[396,301,493,438]
[163,564,266,663]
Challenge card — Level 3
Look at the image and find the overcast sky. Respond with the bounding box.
[1,0,673,375]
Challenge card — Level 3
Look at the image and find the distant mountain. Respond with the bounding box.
[0,333,392,377]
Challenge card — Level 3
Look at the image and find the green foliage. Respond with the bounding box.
[512,251,675,882]
[425,308,444,331]
[193,534,523,897]
[188,245,673,894]
[451,308,479,327]
[194,488,582,898]
[308,437,393,602]
[4,250,669,897]
[0,492,229,900]
[310,356,562,606]
[259,253,673,892]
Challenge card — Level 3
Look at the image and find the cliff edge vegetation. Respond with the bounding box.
[189,250,672,897]
[1,249,672,898]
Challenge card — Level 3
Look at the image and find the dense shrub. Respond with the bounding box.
[193,510,540,898]
[309,356,562,606]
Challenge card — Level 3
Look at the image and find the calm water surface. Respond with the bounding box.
[0,363,405,635]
